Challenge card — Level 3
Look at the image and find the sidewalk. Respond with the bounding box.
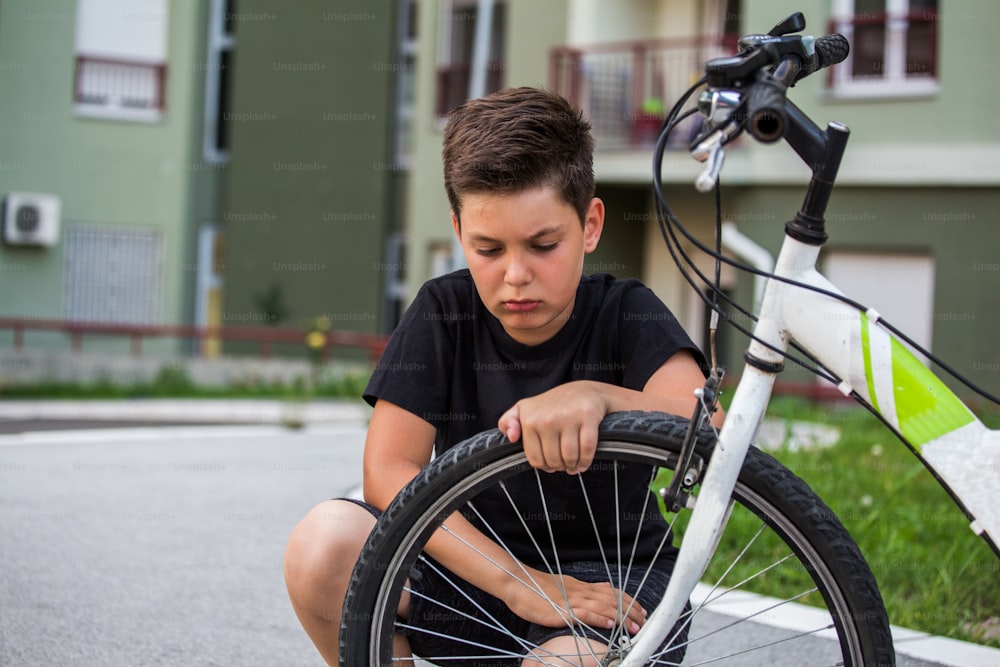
[0,397,371,428]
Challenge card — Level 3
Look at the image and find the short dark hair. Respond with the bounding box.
[442,87,595,224]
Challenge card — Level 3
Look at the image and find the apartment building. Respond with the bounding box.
[0,0,405,365]
[0,0,217,355]
[403,0,1000,394]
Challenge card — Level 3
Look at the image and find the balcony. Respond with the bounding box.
[549,35,734,150]
[436,62,505,118]
[73,55,167,123]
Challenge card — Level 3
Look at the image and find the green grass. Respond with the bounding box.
[656,396,1000,648]
[0,364,369,401]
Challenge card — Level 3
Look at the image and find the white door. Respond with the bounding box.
[823,251,936,357]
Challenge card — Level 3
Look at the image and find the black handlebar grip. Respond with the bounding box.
[745,79,788,143]
[815,33,850,68]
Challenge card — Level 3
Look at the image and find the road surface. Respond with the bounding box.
[1,412,996,665]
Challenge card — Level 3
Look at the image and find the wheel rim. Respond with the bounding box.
[363,441,871,665]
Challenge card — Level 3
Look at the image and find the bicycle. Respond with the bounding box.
[340,12,1000,666]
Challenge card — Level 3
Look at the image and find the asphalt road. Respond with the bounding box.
[0,420,991,666]
[0,424,362,666]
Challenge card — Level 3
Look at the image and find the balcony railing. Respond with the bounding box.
[0,318,387,363]
[550,35,734,150]
[73,55,167,122]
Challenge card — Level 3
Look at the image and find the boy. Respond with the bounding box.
[284,87,712,666]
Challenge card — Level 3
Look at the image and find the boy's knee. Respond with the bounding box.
[284,500,374,591]
[522,636,605,666]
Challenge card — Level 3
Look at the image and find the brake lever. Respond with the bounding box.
[691,113,742,192]
[695,141,725,193]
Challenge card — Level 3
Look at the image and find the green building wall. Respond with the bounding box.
[745,1,1000,148]
[721,185,1000,398]
[220,1,399,344]
[0,0,217,354]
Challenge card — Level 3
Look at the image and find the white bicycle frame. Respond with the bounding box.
[620,217,1000,664]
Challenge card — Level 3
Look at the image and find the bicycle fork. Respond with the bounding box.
[619,237,822,666]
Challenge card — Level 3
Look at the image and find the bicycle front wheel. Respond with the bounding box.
[340,411,895,666]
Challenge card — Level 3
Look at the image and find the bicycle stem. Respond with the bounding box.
[782,103,850,246]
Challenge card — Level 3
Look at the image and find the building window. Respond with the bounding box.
[702,0,743,53]
[73,0,169,122]
[436,0,506,118]
[829,0,938,98]
[203,0,236,162]
[394,0,419,167]
[823,250,935,356]
[63,227,163,325]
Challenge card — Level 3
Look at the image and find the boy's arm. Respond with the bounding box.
[362,399,647,632]
[361,398,437,511]
[498,350,718,474]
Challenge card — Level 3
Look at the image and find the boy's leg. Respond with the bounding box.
[283,499,413,666]
[521,636,607,666]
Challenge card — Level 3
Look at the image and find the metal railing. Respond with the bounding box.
[550,35,734,149]
[73,55,167,120]
[0,318,388,364]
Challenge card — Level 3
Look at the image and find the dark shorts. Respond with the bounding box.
[345,498,687,666]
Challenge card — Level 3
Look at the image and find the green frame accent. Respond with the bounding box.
[889,338,976,447]
[860,315,881,415]
[860,312,977,448]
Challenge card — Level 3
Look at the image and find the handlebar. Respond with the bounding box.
[742,33,849,142]
[694,13,849,148]
[686,12,852,243]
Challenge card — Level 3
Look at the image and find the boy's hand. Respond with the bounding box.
[498,382,607,474]
[502,566,646,634]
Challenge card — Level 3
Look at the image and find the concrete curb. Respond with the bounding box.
[0,397,371,427]
[690,583,1000,666]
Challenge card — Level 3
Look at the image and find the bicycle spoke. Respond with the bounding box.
[399,552,586,664]
[704,551,800,608]
[673,623,840,667]
[342,415,894,666]
[436,514,581,633]
[390,621,532,662]
[466,484,606,657]
[666,518,779,648]
[573,459,631,651]
[687,586,825,646]
[401,556,540,657]
[700,521,769,602]
[532,470,603,664]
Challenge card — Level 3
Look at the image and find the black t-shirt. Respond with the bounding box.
[364,270,704,568]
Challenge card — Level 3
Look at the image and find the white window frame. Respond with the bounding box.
[828,0,939,100]
[73,0,169,123]
[435,0,506,120]
[393,0,419,168]
[203,0,236,163]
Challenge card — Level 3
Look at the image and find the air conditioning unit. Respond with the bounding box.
[2,192,61,247]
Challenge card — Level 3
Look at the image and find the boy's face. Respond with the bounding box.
[452,186,604,346]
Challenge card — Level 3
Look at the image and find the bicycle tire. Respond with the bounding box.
[340,411,895,666]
